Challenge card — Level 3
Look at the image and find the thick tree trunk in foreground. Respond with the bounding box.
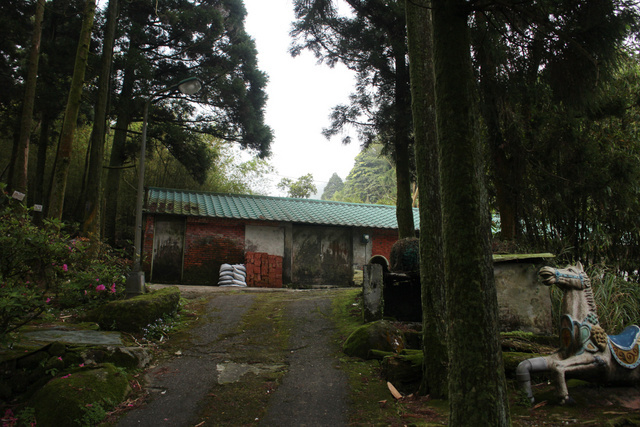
[431,1,510,425]
[405,0,448,398]
[48,0,96,220]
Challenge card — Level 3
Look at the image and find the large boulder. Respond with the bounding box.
[30,363,130,427]
[87,286,180,332]
[343,320,406,359]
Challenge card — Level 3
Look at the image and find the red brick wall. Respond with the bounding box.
[182,217,245,284]
[372,229,398,261]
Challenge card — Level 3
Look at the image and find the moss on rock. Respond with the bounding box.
[30,363,130,426]
[87,286,181,332]
[343,320,406,359]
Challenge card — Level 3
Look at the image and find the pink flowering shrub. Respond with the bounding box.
[0,194,70,342]
[53,240,127,308]
[0,186,127,342]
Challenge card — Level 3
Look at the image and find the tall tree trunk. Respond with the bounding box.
[47,0,96,220]
[431,1,510,425]
[10,0,45,197]
[405,0,448,398]
[32,116,51,225]
[104,59,136,245]
[81,0,119,239]
[394,35,416,239]
[474,17,518,241]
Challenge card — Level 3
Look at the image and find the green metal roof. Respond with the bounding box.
[145,187,420,230]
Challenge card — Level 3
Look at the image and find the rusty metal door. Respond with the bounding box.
[151,217,185,284]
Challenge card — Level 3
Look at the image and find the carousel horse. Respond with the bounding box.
[517,262,640,404]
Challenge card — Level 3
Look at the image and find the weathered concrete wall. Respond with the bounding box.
[245,225,285,256]
[150,217,185,284]
[352,228,372,271]
[494,260,553,334]
[292,225,353,287]
[143,213,402,287]
[363,257,554,334]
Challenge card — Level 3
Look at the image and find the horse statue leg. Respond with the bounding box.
[516,356,548,404]
[517,352,607,404]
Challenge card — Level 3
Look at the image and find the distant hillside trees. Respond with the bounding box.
[332,145,396,205]
[321,173,344,200]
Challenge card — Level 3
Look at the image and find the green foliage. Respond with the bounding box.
[321,173,344,200]
[0,184,127,342]
[55,242,127,309]
[277,173,317,198]
[0,193,68,341]
[79,401,107,426]
[518,57,640,276]
[332,144,396,205]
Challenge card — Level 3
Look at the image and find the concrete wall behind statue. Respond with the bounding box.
[494,260,553,335]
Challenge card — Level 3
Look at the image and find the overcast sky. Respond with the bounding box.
[242,0,361,197]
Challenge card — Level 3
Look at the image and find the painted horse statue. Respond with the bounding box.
[517,262,640,404]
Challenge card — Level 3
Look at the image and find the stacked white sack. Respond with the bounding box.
[218,263,247,287]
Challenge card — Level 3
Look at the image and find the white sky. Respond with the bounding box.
[242,0,361,197]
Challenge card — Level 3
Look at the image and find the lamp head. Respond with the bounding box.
[177,77,202,95]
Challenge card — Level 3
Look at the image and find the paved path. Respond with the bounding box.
[116,288,348,427]
[259,294,348,427]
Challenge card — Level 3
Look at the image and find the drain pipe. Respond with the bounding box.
[516,357,548,404]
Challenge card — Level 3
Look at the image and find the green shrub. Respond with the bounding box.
[0,184,128,343]
[0,193,68,341]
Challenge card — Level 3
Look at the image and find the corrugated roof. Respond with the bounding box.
[145,187,420,230]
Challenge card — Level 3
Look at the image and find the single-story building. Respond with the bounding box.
[141,187,418,287]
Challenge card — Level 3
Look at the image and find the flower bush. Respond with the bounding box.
[0,185,128,343]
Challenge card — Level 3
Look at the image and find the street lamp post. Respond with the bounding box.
[125,77,203,296]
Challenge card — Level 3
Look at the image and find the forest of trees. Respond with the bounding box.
[306,0,640,279]
[4,0,640,422]
[1,0,273,246]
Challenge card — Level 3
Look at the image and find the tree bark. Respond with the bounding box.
[393,26,416,239]
[11,0,45,197]
[405,0,448,399]
[81,0,119,239]
[431,1,510,425]
[47,0,96,220]
[104,58,136,245]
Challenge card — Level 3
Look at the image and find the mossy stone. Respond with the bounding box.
[47,341,66,357]
[88,286,180,332]
[381,349,424,394]
[343,320,406,359]
[30,363,130,427]
[17,350,49,370]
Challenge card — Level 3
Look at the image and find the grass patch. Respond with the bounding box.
[330,288,447,426]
